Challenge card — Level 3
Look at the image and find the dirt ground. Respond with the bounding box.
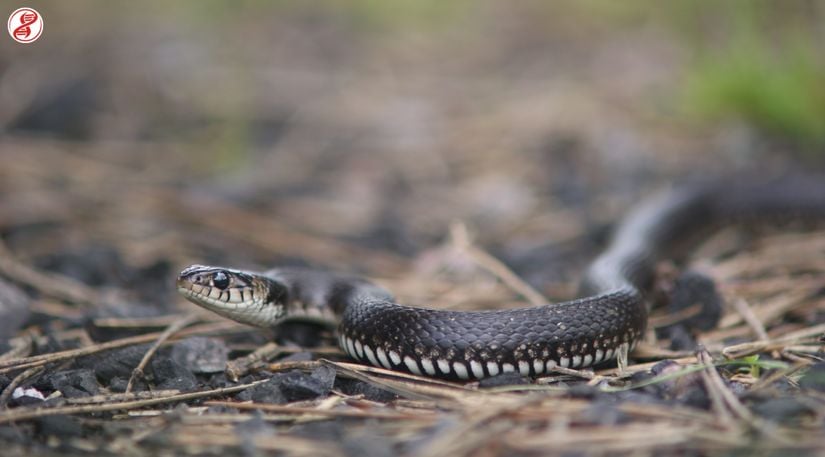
[1,2,824,456]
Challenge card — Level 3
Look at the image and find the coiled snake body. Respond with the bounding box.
[177,177,825,380]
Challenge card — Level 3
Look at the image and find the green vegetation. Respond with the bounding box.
[732,355,771,378]
[148,0,825,149]
[579,0,825,149]
[680,4,825,148]
[599,357,789,393]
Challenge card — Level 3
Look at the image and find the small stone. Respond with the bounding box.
[343,432,395,457]
[566,383,602,400]
[615,390,669,406]
[651,360,682,376]
[677,385,711,410]
[582,400,627,425]
[291,420,345,441]
[35,415,83,438]
[46,369,99,398]
[152,358,198,392]
[798,363,825,392]
[665,324,696,351]
[629,369,656,385]
[0,424,27,443]
[277,367,335,401]
[11,387,45,406]
[310,365,336,390]
[108,377,129,393]
[626,370,666,397]
[207,372,231,389]
[236,380,287,404]
[12,387,45,401]
[235,413,275,438]
[170,337,229,374]
[752,397,813,423]
[87,344,150,382]
[334,378,397,403]
[0,374,12,391]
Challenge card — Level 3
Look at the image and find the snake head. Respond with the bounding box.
[177,264,289,327]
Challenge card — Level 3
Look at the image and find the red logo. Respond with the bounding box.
[8,7,43,44]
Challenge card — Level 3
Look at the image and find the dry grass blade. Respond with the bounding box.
[171,429,341,457]
[720,289,816,330]
[317,359,472,401]
[126,313,199,393]
[0,366,45,409]
[64,390,183,404]
[226,341,280,381]
[504,423,705,454]
[0,380,267,424]
[160,190,408,273]
[450,222,548,306]
[722,323,825,359]
[92,315,198,328]
[598,355,700,376]
[648,303,703,328]
[535,365,597,384]
[730,298,768,341]
[203,400,438,420]
[749,361,809,392]
[3,7,825,456]
[408,395,539,457]
[226,343,341,381]
[0,321,240,375]
[0,333,34,363]
[699,353,735,426]
[0,239,103,307]
[698,351,793,445]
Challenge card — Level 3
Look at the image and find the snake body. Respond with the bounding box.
[177,176,825,380]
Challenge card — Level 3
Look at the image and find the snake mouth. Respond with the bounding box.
[177,264,259,306]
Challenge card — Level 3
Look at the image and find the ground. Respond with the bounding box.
[0,2,824,456]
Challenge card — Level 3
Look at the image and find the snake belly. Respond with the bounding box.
[177,176,825,380]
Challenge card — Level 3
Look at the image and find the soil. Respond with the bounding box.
[1,3,823,456]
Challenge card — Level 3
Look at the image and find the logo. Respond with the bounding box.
[8,7,43,44]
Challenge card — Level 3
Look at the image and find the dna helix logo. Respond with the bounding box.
[7,7,43,44]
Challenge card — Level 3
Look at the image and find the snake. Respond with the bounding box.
[177,176,825,381]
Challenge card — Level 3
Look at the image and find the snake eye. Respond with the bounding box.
[212,271,230,290]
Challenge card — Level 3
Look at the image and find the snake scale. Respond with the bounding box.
[177,176,825,381]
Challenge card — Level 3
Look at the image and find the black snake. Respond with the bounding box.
[177,176,825,380]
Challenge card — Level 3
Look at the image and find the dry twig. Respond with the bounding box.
[126,313,199,393]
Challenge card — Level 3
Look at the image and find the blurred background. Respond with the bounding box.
[3,3,825,453]
[1,0,824,317]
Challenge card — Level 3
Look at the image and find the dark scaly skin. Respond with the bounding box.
[177,176,825,380]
